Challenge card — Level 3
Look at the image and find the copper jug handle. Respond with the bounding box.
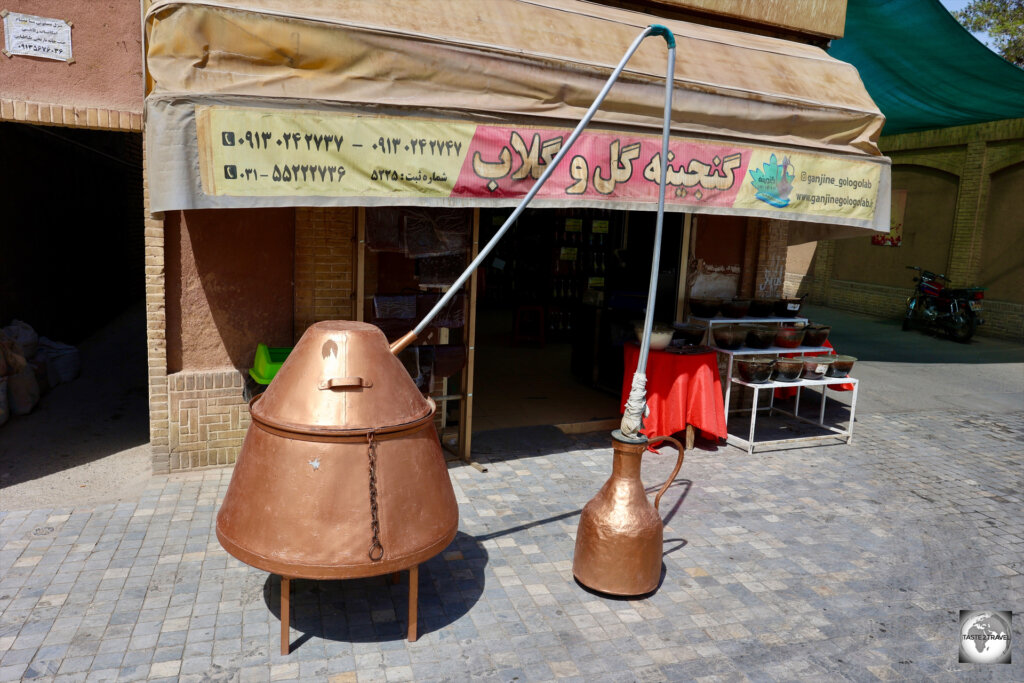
[647,435,686,512]
[319,376,373,390]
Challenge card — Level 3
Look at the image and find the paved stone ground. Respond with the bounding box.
[2,404,1022,682]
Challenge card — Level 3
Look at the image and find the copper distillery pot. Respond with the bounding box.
[573,433,684,596]
[216,321,458,649]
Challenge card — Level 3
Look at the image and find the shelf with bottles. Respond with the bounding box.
[544,215,614,341]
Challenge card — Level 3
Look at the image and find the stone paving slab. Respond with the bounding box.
[1,409,1022,682]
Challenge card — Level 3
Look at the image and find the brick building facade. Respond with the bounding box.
[787,119,1024,341]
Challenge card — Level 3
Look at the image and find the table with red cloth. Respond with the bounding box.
[621,343,727,443]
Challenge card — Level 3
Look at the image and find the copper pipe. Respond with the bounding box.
[399,26,670,347]
[390,330,417,355]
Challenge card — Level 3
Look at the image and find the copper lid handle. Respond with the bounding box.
[319,377,373,390]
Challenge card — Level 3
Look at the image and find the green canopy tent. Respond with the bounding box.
[831,0,1024,134]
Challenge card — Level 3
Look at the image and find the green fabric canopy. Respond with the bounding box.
[830,0,1024,135]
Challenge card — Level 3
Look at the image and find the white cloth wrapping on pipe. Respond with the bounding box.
[620,371,649,439]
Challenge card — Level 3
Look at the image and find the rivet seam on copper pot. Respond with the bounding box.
[248,395,437,439]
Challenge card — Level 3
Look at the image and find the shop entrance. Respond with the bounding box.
[473,208,682,433]
[0,122,148,505]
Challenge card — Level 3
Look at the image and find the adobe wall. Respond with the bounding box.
[979,161,1024,303]
[154,207,356,472]
[0,0,142,126]
[832,166,958,288]
[165,208,295,372]
[157,208,295,471]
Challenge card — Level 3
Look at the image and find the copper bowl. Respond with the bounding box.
[772,357,803,381]
[774,326,806,348]
[672,322,706,345]
[720,298,751,318]
[774,298,805,317]
[827,354,856,377]
[797,355,834,379]
[689,298,720,318]
[736,356,775,383]
[802,324,831,347]
[712,325,748,350]
[748,299,776,317]
[745,325,777,349]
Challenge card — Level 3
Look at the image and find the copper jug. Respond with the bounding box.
[572,432,684,596]
[216,321,458,651]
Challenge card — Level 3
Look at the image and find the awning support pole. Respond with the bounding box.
[391,25,677,360]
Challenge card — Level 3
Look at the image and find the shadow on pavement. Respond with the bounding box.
[263,531,487,649]
[0,303,149,494]
[802,304,1024,364]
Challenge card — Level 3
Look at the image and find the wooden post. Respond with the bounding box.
[356,207,366,322]
[280,576,290,655]
[675,213,693,322]
[407,565,419,642]
[458,209,480,463]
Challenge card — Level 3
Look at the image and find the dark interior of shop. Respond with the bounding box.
[0,122,144,343]
[364,206,683,436]
[474,207,682,431]
[0,122,148,482]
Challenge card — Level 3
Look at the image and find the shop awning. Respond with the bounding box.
[144,0,891,232]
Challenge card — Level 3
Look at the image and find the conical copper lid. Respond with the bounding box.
[251,321,431,434]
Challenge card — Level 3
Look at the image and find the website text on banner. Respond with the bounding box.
[197,107,883,226]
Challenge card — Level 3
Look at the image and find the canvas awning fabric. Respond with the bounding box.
[830,0,1024,135]
[144,0,892,233]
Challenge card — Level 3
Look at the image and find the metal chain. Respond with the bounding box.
[367,431,384,561]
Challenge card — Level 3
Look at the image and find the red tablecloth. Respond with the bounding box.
[621,343,727,442]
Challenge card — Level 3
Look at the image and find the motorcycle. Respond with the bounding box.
[902,266,985,342]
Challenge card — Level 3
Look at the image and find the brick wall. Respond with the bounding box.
[149,205,359,472]
[0,98,142,131]
[826,280,911,320]
[809,240,834,305]
[810,120,1024,342]
[979,300,1024,340]
[783,271,812,299]
[947,141,986,286]
[294,207,357,341]
[143,138,172,473]
[165,370,251,470]
[755,219,788,299]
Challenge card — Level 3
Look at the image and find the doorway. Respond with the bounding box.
[0,121,148,505]
[472,207,682,433]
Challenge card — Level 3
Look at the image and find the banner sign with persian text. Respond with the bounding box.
[195,106,885,226]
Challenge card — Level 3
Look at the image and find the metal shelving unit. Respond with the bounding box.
[724,374,859,454]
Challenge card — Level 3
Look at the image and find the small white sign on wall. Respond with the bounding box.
[2,11,73,62]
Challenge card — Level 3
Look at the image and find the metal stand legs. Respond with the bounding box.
[407,565,419,642]
[279,566,420,654]
[280,576,291,655]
